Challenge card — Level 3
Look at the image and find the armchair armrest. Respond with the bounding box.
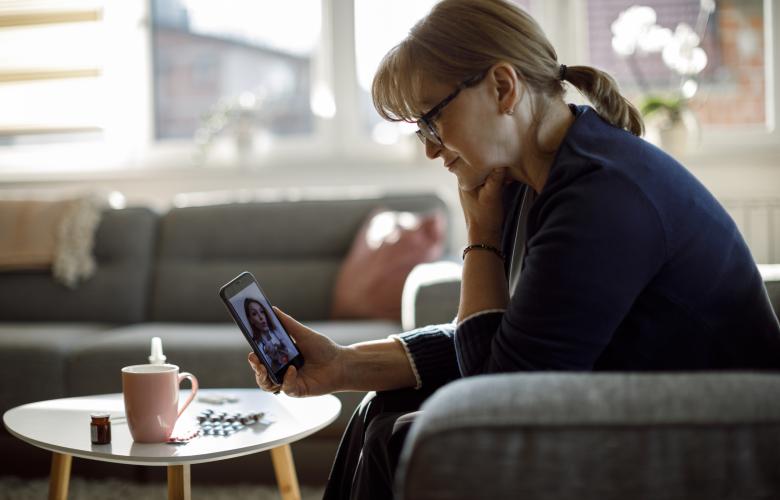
[759,264,780,316]
[401,261,462,331]
[397,372,780,500]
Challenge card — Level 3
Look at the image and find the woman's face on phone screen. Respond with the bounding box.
[248,302,270,334]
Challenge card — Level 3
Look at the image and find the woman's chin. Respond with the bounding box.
[457,182,476,192]
[458,175,490,192]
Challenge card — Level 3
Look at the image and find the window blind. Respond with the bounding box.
[0,0,104,139]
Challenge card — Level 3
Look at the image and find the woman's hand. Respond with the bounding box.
[248,307,347,397]
[457,168,511,322]
[458,168,508,247]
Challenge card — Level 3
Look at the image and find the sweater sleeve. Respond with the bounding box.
[455,171,667,376]
[389,321,461,390]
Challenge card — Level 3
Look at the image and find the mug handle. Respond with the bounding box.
[177,372,199,419]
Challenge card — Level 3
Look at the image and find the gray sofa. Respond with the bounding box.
[398,372,780,500]
[396,269,780,500]
[0,191,454,485]
[2,189,779,498]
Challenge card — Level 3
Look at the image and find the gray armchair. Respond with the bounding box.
[397,264,780,500]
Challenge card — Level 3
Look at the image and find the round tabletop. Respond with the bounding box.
[2,389,341,466]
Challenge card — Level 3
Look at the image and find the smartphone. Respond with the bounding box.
[219,271,304,385]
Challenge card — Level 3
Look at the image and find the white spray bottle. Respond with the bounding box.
[149,337,167,365]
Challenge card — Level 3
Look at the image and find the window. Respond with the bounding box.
[0,0,775,175]
[587,0,766,128]
[353,0,438,145]
[0,0,105,145]
[151,0,322,142]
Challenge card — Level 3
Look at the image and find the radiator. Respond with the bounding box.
[721,198,780,264]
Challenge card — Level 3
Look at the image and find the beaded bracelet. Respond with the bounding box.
[462,243,505,261]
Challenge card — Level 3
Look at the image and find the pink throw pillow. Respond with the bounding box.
[331,209,446,321]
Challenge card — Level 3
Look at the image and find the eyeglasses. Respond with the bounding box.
[415,71,487,146]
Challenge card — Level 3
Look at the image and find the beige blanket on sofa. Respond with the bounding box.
[0,196,105,287]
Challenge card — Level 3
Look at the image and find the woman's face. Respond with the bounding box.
[247,302,269,333]
[417,67,527,191]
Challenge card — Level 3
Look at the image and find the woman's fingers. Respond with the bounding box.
[272,305,293,322]
[492,167,508,185]
[458,168,507,243]
[247,352,281,393]
[247,351,258,370]
[281,365,300,397]
[272,306,305,340]
[481,168,507,199]
[459,168,506,202]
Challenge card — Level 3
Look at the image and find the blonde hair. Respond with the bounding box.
[372,0,644,136]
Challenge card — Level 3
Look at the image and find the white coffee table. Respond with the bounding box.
[3,388,341,500]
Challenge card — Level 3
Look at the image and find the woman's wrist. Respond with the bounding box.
[462,243,505,261]
[333,345,352,392]
[341,339,417,392]
[458,232,509,322]
[467,231,502,248]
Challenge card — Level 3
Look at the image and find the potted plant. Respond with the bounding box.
[610,1,715,157]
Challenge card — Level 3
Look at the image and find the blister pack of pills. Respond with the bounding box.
[195,408,270,437]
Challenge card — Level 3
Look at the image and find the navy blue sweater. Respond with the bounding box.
[395,105,780,390]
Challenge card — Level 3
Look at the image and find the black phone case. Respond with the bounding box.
[218,271,304,385]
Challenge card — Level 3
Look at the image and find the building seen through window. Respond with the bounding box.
[151,0,320,141]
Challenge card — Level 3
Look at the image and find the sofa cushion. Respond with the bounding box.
[332,209,446,322]
[0,323,112,413]
[149,193,450,322]
[0,207,158,323]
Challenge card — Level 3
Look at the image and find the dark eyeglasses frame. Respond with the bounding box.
[415,70,488,146]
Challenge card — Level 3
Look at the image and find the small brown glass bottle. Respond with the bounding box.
[90,413,111,444]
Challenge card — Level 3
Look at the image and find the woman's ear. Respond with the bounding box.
[490,62,523,115]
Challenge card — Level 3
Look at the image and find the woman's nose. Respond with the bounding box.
[424,137,442,160]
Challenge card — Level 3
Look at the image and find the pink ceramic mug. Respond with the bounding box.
[121,364,199,443]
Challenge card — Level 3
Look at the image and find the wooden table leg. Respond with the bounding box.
[270,444,301,500]
[49,452,72,500]
[167,464,192,500]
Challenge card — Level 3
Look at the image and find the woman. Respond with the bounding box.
[244,298,288,372]
[248,0,780,498]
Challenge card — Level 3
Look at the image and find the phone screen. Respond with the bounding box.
[226,281,301,376]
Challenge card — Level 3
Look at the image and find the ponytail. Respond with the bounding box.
[563,65,644,136]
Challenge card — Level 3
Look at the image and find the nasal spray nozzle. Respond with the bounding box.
[149,337,167,365]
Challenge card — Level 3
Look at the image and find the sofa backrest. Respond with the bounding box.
[148,192,450,322]
[0,207,158,323]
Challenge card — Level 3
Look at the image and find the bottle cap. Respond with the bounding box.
[149,336,167,364]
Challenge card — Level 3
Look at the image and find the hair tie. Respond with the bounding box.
[559,64,567,81]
